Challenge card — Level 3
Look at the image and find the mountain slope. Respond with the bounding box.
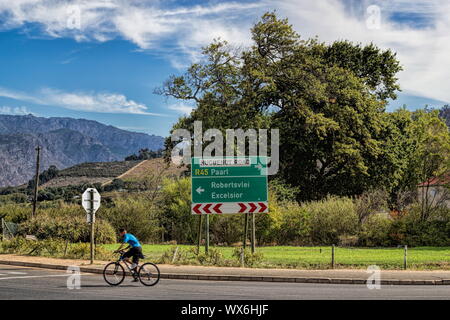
[0,115,164,187]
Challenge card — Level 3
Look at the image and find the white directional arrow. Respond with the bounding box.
[255,163,263,170]
[196,186,205,194]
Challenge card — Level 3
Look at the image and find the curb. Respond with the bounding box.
[0,260,449,285]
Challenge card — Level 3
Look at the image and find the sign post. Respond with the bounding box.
[82,188,101,264]
[191,157,269,252]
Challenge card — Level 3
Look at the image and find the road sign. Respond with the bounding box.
[82,188,101,224]
[82,188,100,265]
[191,157,268,214]
[82,188,101,214]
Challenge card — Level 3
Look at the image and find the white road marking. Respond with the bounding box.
[0,273,95,280]
[7,271,27,275]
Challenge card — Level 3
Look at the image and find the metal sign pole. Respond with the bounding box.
[243,213,249,249]
[251,212,256,254]
[205,215,209,254]
[89,189,95,264]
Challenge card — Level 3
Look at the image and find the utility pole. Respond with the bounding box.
[32,146,41,218]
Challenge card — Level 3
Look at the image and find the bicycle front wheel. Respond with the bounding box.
[103,262,125,286]
[138,263,160,286]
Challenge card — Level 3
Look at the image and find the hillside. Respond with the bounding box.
[39,158,186,189]
[0,115,165,187]
[41,160,143,188]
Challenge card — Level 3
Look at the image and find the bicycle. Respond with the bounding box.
[103,249,160,286]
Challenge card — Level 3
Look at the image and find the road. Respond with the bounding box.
[0,265,449,300]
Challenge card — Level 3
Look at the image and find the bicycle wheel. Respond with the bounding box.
[103,262,125,286]
[138,263,160,286]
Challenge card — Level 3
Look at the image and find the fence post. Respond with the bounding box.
[240,247,245,267]
[331,245,335,269]
[172,246,179,264]
[403,245,408,270]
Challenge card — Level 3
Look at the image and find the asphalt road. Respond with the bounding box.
[0,265,449,300]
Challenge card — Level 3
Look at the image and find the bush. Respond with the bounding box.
[18,208,116,244]
[277,203,310,245]
[386,205,450,246]
[209,215,245,245]
[102,195,162,243]
[232,247,264,267]
[305,196,359,245]
[0,204,30,223]
[159,246,230,266]
[0,237,113,260]
[157,178,197,244]
[358,214,393,246]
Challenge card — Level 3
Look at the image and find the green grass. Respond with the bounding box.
[102,244,450,270]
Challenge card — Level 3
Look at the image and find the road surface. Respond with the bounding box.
[0,265,449,300]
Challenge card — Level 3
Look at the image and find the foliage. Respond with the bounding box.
[125,148,163,161]
[158,12,403,201]
[277,203,310,245]
[0,204,30,223]
[18,206,116,244]
[232,247,264,267]
[438,105,450,129]
[101,194,161,243]
[354,189,389,223]
[0,237,113,260]
[304,196,359,245]
[358,214,393,247]
[156,178,197,244]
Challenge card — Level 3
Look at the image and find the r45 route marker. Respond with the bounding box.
[191,157,269,215]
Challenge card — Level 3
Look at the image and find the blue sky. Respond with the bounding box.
[0,0,449,137]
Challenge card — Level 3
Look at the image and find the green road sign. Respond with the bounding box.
[191,157,268,214]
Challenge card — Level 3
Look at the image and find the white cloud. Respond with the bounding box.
[0,86,165,116]
[168,102,194,115]
[274,0,450,103]
[0,0,449,104]
[0,106,35,115]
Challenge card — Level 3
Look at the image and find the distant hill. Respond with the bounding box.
[40,160,143,188]
[40,158,186,189]
[0,115,164,187]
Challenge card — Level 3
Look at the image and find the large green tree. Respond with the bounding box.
[158,12,404,201]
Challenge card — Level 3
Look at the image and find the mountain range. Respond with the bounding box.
[0,114,164,187]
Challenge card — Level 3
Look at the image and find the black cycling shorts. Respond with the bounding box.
[123,246,143,264]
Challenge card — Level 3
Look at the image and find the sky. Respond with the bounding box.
[0,0,449,137]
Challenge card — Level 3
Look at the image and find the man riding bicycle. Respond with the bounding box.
[115,228,143,282]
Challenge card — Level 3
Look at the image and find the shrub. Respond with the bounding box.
[277,203,311,245]
[232,247,264,267]
[0,204,30,223]
[209,215,245,245]
[65,243,114,260]
[358,214,393,246]
[102,195,162,243]
[0,237,113,260]
[18,208,116,244]
[305,196,359,245]
[156,178,197,244]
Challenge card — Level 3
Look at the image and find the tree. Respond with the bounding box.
[157,12,403,201]
[438,105,450,129]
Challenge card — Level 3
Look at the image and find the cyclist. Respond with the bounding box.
[115,228,143,282]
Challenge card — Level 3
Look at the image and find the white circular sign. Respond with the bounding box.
[82,188,101,214]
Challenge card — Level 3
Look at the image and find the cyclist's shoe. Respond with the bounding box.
[131,277,139,282]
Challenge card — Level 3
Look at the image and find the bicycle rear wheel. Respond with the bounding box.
[103,262,125,286]
[138,263,160,286]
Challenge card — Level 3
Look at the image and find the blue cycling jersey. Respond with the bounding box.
[122,233,141,248]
